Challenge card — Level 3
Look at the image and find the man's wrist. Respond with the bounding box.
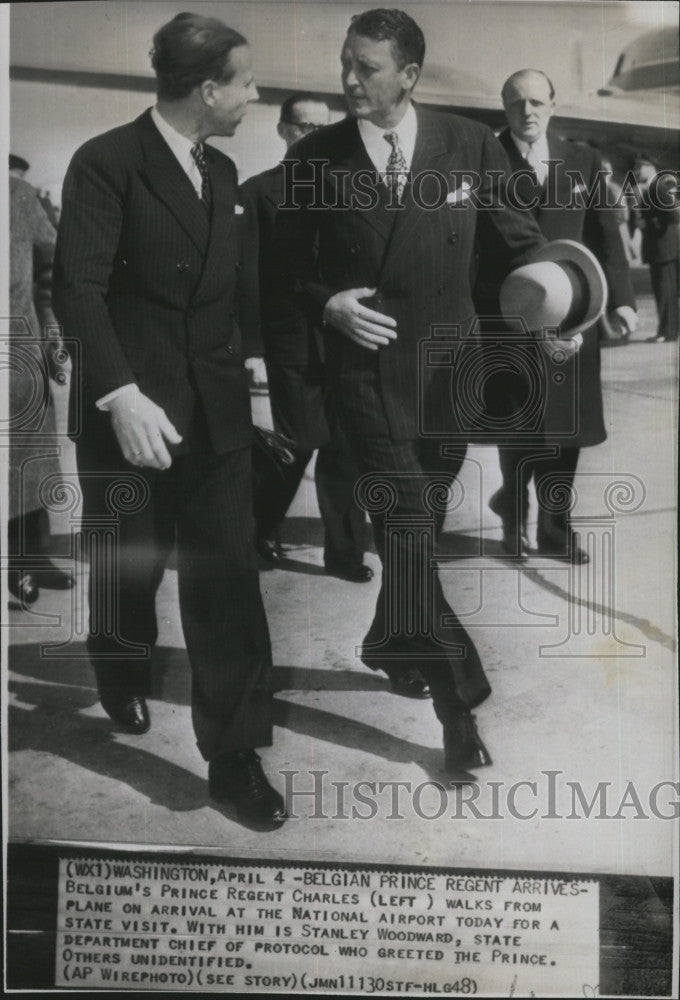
[96,383,137,411]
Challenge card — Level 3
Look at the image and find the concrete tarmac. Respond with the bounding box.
[6,295,677,877]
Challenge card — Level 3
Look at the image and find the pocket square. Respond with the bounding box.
[234,204,244,215]
[446,182,471,204]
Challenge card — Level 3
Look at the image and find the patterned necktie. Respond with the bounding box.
[190,142,212,212]
[383,130,408,204]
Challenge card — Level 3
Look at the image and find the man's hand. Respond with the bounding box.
[323,287,397,351]
[539,333,583,362]
[608,305,638,338]
[108,385,182,470]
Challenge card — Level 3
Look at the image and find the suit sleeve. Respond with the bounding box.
[271,149,339,327]
[237,177,263,357]
[53,145,136,402]
[582,148,635,311]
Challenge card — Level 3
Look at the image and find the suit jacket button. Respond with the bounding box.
[177,261,189,272]
[235,260,243,271]
[437,285,446,295]
[226,345,234,355]
[350,244,360,254]
[448,233,458,244]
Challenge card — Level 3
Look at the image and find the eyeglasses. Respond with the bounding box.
[280,120,325,134]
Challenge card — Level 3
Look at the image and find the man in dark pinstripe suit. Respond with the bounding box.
[277,8,548,774]
[54,12,286,826]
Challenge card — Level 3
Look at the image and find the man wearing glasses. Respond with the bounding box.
[244,93,371,583]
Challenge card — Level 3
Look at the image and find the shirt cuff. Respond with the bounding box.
[96,384,136,411]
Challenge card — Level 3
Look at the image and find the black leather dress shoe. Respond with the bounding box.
[36,563,76,590]
[209,750,286,825]
[100,694,150,734]
[444,713,492,772]
[256,534,283,564]
[325,560,374,583]
[388,667,431,699]
[489,489,529,558]
[8,571,40,605]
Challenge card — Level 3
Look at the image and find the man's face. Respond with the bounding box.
[634,161,656,184]
[340,31,418,127]
[205,45,258,136]
[278,100,330,149]
[503,72,554,144]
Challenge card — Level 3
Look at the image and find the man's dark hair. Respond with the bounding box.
[151,12,248,100]
[634,152,657,169]
[501,69,555,103]
[349,8,425,68]
[279,91,328,123]
[9,153,30,172]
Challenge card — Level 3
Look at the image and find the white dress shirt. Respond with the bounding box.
[511,131,550,186]
[357,102,418,178]
[97,107,203,410]
[150,105,204,198]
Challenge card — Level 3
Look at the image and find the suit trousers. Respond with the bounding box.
[257,363,365,568]
[497,445,580,540]
[337,376,490,721]
[650,260,679,341]
[76,431,273,760]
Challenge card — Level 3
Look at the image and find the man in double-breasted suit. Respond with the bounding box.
[487,70,637,562]
[275,9,549,773]
[54,12,286,825]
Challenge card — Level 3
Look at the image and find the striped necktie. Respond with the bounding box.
[383,130,408,204]
[191,143,212,212]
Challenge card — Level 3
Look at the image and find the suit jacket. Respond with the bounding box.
[54,109,253,454]
[636,191,680,265]
[241,163,324,367]
[491,128,636,448]
[275,107,546,441]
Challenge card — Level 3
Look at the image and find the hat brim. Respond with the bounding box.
[528,239,607,338]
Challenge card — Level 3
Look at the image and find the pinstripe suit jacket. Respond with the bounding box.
[53,109,253,454]
[276,107,546,440]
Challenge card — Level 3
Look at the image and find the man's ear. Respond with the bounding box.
[276,121,287,141]
[200,79,217,106]
[403,62,421,93]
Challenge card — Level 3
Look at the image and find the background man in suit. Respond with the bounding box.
[53,12,286,826]
[488,69,637,562]
[633,154,679,344]
[8,166,74,605]
[276,8,549,774]
[243,93,371,582]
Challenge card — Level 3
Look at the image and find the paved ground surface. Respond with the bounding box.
[6,294,677,877]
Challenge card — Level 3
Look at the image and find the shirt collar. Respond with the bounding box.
[357,102,418,170]
[151,106,197,170]
[510,130,550,162]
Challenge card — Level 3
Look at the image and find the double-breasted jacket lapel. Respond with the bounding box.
[194,148,238,299]
[136,110,211,254]
[379,108,455,288]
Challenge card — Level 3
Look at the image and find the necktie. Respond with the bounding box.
[190,143,212,212]
[525,144,547,186]
[383,130,408,204]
